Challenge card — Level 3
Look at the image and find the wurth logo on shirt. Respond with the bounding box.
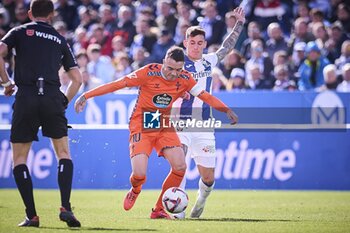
[31,30,62,44]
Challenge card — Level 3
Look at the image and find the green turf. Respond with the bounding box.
[0,189,349,233]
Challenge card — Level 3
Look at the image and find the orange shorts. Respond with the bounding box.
[129,128,181,158]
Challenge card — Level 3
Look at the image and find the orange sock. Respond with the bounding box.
[155,169,185,210]
[130,174,146,194]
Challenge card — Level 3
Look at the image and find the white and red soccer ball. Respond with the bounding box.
[162,187,189,214]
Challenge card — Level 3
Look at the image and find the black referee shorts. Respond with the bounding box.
[11,91,68,143]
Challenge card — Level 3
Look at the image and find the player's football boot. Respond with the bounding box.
[172,211,185,219]
[123,188,140,210]
[190,196,206,218]
[59,207,81,227]
[18,216,39,227]
[150,207,173,219]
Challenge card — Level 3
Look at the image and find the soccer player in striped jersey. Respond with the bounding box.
[172,7,245,219]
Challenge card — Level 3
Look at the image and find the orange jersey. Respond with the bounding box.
[84,63,198,133]
[127,64,196,133]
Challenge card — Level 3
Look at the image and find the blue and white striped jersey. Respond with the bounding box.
[173,53,218,120]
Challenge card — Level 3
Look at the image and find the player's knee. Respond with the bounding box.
[132,170,147,177]
[172,162,187,172]
[201,175,215,186]
[56,148,70,159]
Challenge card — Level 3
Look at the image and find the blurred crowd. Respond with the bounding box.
[1,0,350,93]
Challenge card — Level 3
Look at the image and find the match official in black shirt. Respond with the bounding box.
[0,0,82,228]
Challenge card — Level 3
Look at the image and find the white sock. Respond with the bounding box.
[179,175,187,190]
[198,179,214,200]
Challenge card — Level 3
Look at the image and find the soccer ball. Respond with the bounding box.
[162,187,189,214]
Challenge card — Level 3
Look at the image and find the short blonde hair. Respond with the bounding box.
[323,64,337,81]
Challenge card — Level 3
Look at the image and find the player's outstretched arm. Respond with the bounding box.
[197,90,238,125]
[74,77,130,113]
[216,7,245,61]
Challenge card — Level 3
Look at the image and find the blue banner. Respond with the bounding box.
[1,91,349,190]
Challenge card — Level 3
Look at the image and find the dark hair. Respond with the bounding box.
[165,46,185,62]
[185,26,206,39]
[30,0,54,18]
[310,8,324,18]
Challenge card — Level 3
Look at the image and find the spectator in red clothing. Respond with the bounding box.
[72,27,89,55]
[111,35,128,59]
[88,23,113,57]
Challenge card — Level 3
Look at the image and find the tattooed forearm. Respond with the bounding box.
[216,20,244,61]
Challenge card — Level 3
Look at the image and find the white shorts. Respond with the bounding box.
[177,131,216,168]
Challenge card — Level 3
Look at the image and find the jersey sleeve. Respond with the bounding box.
[123,65,149,87]
[186,74,204,96]
[1,27,18,51]
[204,53,219,67]
[61,40,78,71]
[84,65,149,99]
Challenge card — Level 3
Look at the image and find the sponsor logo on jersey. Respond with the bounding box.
[26,29,34,36]
[147,71,162,76]
[34,31,62,44]
[153,93,172,108]
[191,70,212,81]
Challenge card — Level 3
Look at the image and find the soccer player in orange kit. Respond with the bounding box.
[74,46,238,219]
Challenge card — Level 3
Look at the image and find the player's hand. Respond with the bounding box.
[227,109,238,125]
[181,91,190,100]
[4,83,15,96]
[74,94,87,113]
[232,7,245,24]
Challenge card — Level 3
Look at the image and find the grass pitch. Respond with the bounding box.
[0,189,349,233]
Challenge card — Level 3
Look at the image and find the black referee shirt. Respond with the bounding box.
[1,21,77,87]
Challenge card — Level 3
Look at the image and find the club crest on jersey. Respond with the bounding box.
[202,58,211,71]
[176,82,181,91]
[153,93,172,108]
[26,29,34,36]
